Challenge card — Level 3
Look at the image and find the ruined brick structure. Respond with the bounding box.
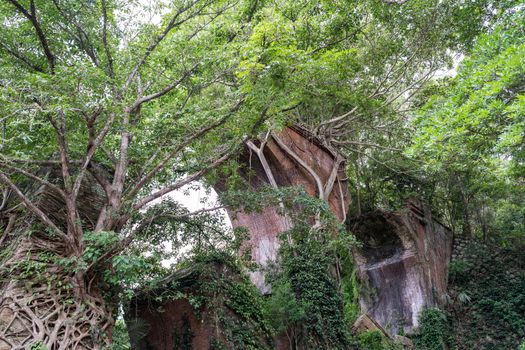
[126,260,273,350]
[348,199,453,336]
[215,125,350,292]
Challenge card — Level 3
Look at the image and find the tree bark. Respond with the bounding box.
[0,171,114,349]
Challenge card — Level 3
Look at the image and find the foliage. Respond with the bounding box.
[274,226,351,349]
[410,10,525,242]
[355,330,403,350]
[262,280,305,337]
[332,235,361,327]
[259,190,355,349]
[448,259,470,284]
[413,308,453,350]
[447,241,525,349]
[110,319,131,350]
[357,330,384,350]
[29,342,49,350]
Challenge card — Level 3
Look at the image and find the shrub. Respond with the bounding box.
[413,308,452,350]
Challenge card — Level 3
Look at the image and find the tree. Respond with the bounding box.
[410,10,525,242]
[232,0,522,217]
[0,0,262,347]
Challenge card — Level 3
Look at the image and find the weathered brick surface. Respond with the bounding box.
[348,199,453,336]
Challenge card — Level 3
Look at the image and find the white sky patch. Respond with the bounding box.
[146,182,232,267]
[435,52,464,78]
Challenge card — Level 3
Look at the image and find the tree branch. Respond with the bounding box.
[125,113,231,201]
[0,172,67,239]
[47,112,72,193]
[271,132,325,200]
[7,0,56,73]
[0,41,45,72]
[126,97,244,201]
[128,64,198,112]
[86,205,223,272]
[72,110,116,200]
[0,161,66,199]
[101,0,114,78]
[133,149,233,211]
[122,0,206,94]
[315,106,359,133]
[323,156,344,200]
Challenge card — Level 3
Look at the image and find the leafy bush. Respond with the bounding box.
[448,259,469,283]
[413,308,452,350]
[355,330,404,350]
[357,330,384,350]
[111,319,131,350]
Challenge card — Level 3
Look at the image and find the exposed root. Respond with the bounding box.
[0,229,113,349]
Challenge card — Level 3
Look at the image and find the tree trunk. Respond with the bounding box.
[0,234,113,349]
[0,172,114,349]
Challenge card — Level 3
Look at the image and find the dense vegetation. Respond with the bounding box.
[0,0,524,349]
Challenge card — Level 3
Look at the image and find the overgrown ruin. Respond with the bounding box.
[215,125,350,292]
[348,199,453,336]
[126,129,456,348]
[126,258,273,350]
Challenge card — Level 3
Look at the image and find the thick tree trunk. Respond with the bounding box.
[0,249,113,349]
[0,173,114,349]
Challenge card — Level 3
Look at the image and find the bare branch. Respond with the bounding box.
[323,156,344,200]
[382,60,436,107]
[132,205,225,235]
[315,106,359,133]
[0,158,81,166]
[382,0,409,4]
[0,214,16,246]
[271,132,325,200]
